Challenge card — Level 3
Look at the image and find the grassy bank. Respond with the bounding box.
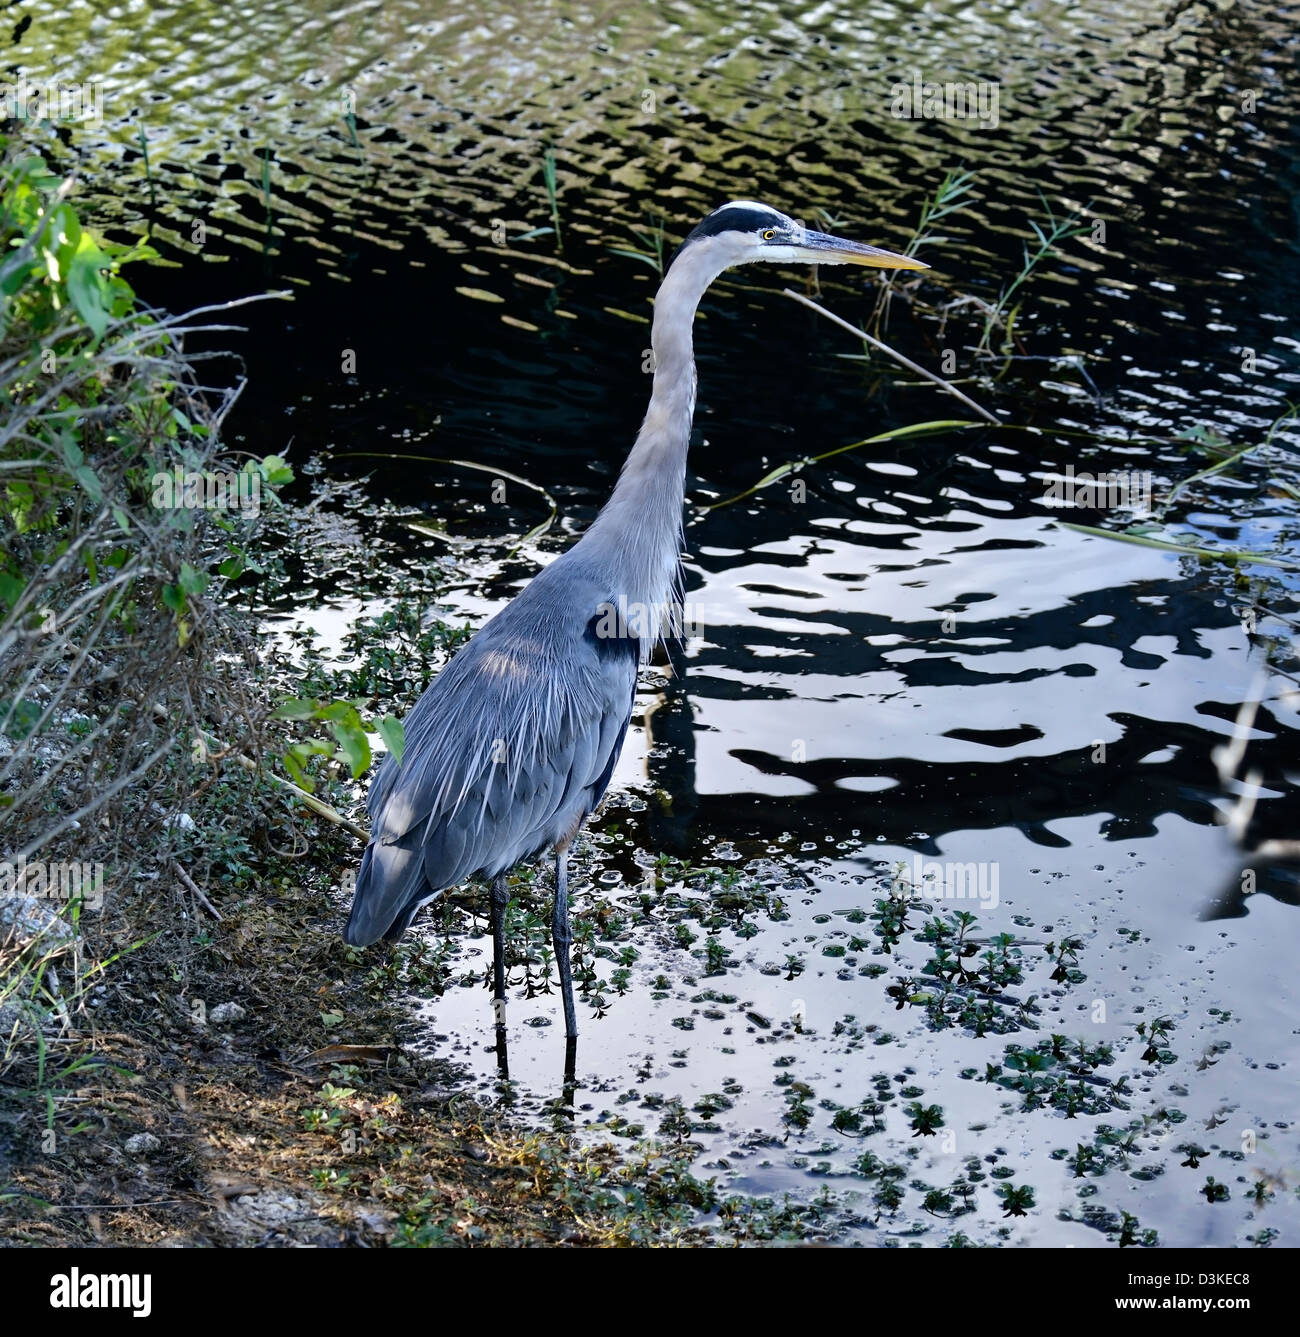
[0,140,751,1248]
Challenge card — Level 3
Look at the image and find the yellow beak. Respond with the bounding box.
[797,231,929,270]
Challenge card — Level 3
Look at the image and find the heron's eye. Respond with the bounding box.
[762,229,775,240]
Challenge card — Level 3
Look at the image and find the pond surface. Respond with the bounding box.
[27,0,1300,1243]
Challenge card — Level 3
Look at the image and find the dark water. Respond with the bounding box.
[25,0,1300,1244]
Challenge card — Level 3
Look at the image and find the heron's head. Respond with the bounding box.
[673,200,929,276]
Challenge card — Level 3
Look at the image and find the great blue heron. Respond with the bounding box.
[344,200,927,1053]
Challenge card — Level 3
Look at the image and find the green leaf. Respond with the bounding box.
[66,239,112,339]
[57,432,84,468]
[50,203,82,274]
[0,249,36,297]
[74,464,103,503]
[288,740,333,759]
[0,572,26,609]
[330,720,371,777]
[226,541,264,575]
[1059,522,1300,570]
[0,699,42,740]
[709,420,982,510]
[258,454,294,487]
[607,247,661,271]
[377,714,405,767]
[283,750,314,792]
[273,697,321,720]
[178,561,209,597]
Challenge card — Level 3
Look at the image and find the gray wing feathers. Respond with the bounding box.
[344,836,425,946]
[345,561,638,945]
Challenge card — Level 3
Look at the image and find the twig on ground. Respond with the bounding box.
[171,861,224,922]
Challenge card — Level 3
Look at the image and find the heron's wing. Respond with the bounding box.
[345,571,638,945]
[557,620,636,817]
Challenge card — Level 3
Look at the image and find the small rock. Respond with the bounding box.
[0,999,51,1040]
[224,1190,314,1230]
[125,1132,162,1155]
[209,1002,246,1024]
[355,1209,395,1237]
[0,895,75,954]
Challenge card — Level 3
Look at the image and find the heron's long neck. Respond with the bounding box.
[583,249,716,611]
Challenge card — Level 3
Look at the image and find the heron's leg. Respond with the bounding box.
[553,848,578,1039]
[490,874,509,1028]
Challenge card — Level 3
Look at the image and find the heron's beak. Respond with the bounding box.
[795,230,929,270]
